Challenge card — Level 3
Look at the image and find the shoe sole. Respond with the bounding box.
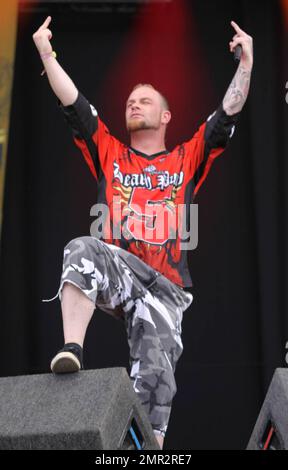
[50,351,81,374]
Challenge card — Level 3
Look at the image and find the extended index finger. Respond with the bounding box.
[39,16,51,31]
[231,20,244,35]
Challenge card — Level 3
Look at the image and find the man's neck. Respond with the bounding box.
[129,129,166,156]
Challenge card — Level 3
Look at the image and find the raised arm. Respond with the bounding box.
[222,20,253,116]
[32,16,78,106]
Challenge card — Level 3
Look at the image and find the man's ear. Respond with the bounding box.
[162,110,171,125]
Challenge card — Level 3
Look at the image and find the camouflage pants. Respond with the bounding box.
[45,236,193,438]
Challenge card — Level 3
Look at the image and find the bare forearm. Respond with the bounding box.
[41,55,78,106]
[222,63,252,116]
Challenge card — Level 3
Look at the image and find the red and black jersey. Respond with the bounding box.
[59,92,239,288]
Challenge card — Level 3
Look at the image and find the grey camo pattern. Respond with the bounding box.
[47,236,193,437]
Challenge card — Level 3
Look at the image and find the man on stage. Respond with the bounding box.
[33,17,253,449]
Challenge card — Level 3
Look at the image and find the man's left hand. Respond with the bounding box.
[230,21,253,70]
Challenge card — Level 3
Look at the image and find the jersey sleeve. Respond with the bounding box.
[58,91,115,181]
[184,103,240,200]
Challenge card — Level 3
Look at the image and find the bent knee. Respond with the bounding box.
[64,236,104,255]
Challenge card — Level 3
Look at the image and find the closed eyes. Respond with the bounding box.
[127,99,152,107]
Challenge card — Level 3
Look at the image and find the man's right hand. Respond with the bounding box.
[32,16,53,55]
[32,15,78,106]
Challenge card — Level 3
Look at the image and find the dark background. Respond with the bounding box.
[0,0,287,449]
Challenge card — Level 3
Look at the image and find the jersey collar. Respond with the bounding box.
[129,146,170,160]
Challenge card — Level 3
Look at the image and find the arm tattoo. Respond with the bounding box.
[222,65,252,115]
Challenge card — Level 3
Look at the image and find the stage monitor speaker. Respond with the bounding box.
[247,368,288,450]
[0,367,160,450]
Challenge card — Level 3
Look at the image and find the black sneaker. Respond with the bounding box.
[50,343,83,374]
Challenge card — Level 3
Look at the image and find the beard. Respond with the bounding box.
[126,117,148,132]
[126,117,160,133]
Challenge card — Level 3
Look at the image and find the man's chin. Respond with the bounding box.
[127,119,147,132]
